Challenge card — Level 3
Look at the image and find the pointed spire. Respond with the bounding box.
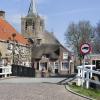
[28,0,37,15]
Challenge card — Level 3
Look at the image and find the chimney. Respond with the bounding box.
[0,11,5,19]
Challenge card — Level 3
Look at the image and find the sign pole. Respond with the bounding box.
[80,43,91,87]
[82,54,85,87]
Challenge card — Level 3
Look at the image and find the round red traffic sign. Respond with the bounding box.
[80,43,91,55]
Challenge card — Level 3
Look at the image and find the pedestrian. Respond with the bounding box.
[41,68,45,77]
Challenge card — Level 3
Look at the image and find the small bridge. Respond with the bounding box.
[0,64,11,77]
[77,65,100,89]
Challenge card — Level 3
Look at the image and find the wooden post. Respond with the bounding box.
[4,67,7,77]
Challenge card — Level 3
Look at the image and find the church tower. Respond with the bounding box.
[21,0,45,43]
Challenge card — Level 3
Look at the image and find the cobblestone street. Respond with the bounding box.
[0,78,87,100]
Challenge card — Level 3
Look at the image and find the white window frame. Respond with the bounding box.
[63,52,68,60]
[61,61,69,70]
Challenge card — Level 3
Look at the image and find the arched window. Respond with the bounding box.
[32,21,35,30]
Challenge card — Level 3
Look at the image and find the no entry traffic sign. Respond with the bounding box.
[80,43,91,55]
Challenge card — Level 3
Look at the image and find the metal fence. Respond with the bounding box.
[11,65,35,77]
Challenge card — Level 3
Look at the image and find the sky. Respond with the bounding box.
[0,0,100,46]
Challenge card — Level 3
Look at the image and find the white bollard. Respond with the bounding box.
[78,68,81,86]
[86,71,89,89]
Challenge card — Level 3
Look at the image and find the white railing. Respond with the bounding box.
[77,65,100,89]
[0,65,12,78]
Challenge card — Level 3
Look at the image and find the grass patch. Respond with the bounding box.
[69,84,100,100]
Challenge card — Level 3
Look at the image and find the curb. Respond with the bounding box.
[65,85,95,100]
[0,76,17,80]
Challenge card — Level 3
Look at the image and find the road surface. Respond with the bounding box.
[0,77,88,100]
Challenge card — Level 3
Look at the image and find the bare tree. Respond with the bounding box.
[93,22,100,53]
[65,21,93,64]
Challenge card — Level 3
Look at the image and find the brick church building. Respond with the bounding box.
[21,0,74,76]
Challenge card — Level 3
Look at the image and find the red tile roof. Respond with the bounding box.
[0,18,28,45]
